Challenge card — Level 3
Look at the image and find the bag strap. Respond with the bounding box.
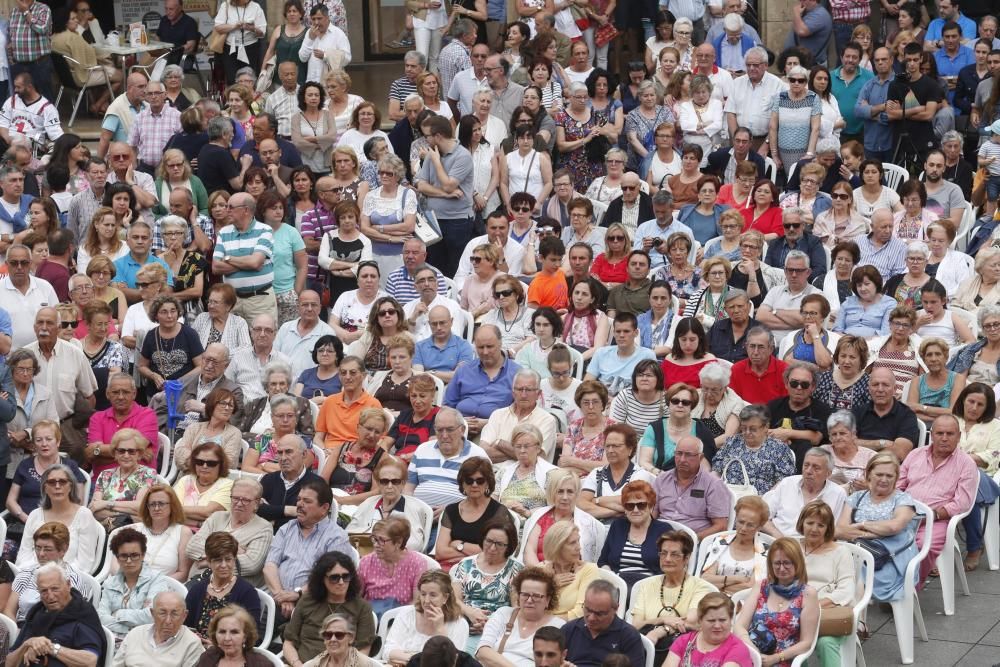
[722,458,751,487]
[521,150,537,194]
[497,607,520,655]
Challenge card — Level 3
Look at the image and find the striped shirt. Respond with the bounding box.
[856,233,908,280]
[406,439,489,507]
[128,104,182,166]
[979,140,1000,177]
[9,1,51,63]
[609,388,664,436]
[263,86,299,137]
[213,220,274,292]
[300,202,337,282]
[389,76,418,103]
[385,265,448,304]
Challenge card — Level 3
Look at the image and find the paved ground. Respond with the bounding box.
[859,564,1000,666]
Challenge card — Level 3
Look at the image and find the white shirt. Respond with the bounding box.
[702,66,734,104]
[724,71,788,136]
[763,476,848,536]
[403,293,464,340]
[453,234,526,289]
[0,275,58,349]
[298,25,352,83]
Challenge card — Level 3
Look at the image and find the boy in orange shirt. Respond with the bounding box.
[527,236,569,312]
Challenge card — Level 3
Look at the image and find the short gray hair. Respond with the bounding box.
[787,65,808,80]
[979,303,1000,328]
[585,578,620,605]
[785,249,810,268]
[783,360,819,385]
[235,66,255,80]
[746,325,774,348]
[738,404,770,424]
[637,79,657,97]
[652,189,674,206]
[378,154,407,181]
[723,288,749,305]
[260,360,293,387]
[450,17,475,38]
[207,116,232,141]
[158,215,187,234]
[232,477,264,498]
[745,46,769,65]
[404,50,427,67]
[403,93,424,109]
[566,81,588,96]
[275,431,306,451]
[782,207,806,224]
[906,240,930,259]
[723,13,744,30]
[269,393,298,414]
[513,368,541,387]
[699,362,731,386]
[35,562,69,585]
[803,446,833,471]
[827,409,857,433]
[435,406,466,432]
[941,130,963,146]
[160,64,184,81]
[816,137,840,154]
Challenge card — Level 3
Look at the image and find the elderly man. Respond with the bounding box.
[263,478,352,617]
[404,406,489,511]
[852,366,920,460]
[113,221,174,302]
[298,4,351,82]
[444,325,520,431]
[386,237,448,303]
[764,209,826,283]
[0,166,32,244]
[692,43,733,103]
[755,250,819,343]
[0,73,62,149]
[652,435,729,540]
[438,18,475,98]
[67,158,109,241]
[856,47,896,162]
[898,414,978,585]
[300,175,340,291]
[186,478,273,585]
[274,290,334,379]
[603,172,653,232]
[151,188,214,254]
[127,81,181,175]
[856,208,908,279]
[413,305,475,383]
[112,591,204,667]
[484,55,525,126]
[238,112,302,168]
[609,251,653,317]
[454,209,524,288]
[262,61,301,139]
[729,326,789,404]
[725,47,788,149]
[707,289,756,362]
[98,72,148,159]
[213,192,276,325]
[921,149,966,227]
[227,315,291,401]
[762,447,847,537]
[156,0,200,61]
[389,94,426,180]
[258,434,324,530]
[561,580,645,667]
[86,373,158,472]
[1,245,57,349]
[404,264,464,340]
[767,362,832,470]
[197,116,254,194]
[585,312,656,397]
[447,42,490,118]
[480,369,558,462]
[7,563,107,667]
[388,50,427,122]
[711,11,761,72]
[706,126,766,184]
[150,343,244,432]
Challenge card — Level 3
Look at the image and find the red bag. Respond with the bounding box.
[594,21,620,47]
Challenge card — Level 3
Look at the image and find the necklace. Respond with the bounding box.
[659,574,686,617]
[498,305,522,334]
[209,577,234,596]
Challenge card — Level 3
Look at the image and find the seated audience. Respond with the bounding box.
[383,570,470,664]
[434,458,515,569]
[133,484,194,581]
[113,591,205,666]
[300,612,381,667]
[851,367,921,461]
[171,442,234,530]
[479,369,558,463]
[523,469,603,567]
[597,480,673,588]
[579,424,656,524]
[403,407,489,512]
[700,495,771,595]
[4,521,93,623]
[652,435,729,539]
[346,456,429,550]
[540,521,601,620]
[16,464,100,573]
[98,527,170,642]
[357,517,429,616]
[712,404,796,495]
[184,532,263,640]
[259,434,324,530]
[474,566,566,666]
[89,429,158,531]
[495,424,558,521]
[194,604,272,667]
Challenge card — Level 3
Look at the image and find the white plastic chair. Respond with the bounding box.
[430,373,446,405]
[253,649,284,667]
[79,571,101,608]
[88,525,108,577]
[640,634,655,667]
[891,501,934,665]
[654,519,700,576]
[311,446,326,474]
[762,156,776,182]
[594,569,628,619]
[376,604,409,660]
[442,276,458,299]
[567,345,585,380]
[256,588,276,649]
[952,203,975,250]
[102,626,115,667]
[882,162,909,191]
[93,525,119,583]
[0,613,16,648]
[915,418,927,448]
[950,306,977,338]
[457,308,475,344]
[406,495,435,553]
[159,576,189,598]
[590,198,609,226]
[985,470,1000,571]
[786,160,799,185]
[156,433,173,480]
[936,505,972,615]
[240,439,250,465]
[516,507,546,561]
[694,531,775,576]
[838,542,875,667]
[415,551,442,571]
[731,588,816,667]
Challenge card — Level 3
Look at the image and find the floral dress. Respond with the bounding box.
[452,555,523,615]
[659,266,703,304]
[554,109,603,193]
[749,579,804,667]
[813,371,871,412]
[711,435,796,494]
[94,465,158,501]
[329,444,383,496]
[623,105,675,170]
[499,472,547,512]
[250,431,281,467]
[565,416,610,465]
[173,251,208,319]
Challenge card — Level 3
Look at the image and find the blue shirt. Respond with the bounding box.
[101,100,146,142]
[112,253,175,289]
[926,13,977,43]
[414,334,475,372]
[266,516,352,590]
[587,346,657,396]
[855,74,896,152]
[0,307,11,362]
[831,66,873,136]
[856,234,908,279]
[833,294,896,337]
[934,46,976,104]
[633,217,695,268]
[444,356,521,418]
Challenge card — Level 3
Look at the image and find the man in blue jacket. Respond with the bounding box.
[562,580,645,667]
[0,166,31,255]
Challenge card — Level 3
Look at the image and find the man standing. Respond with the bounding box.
[831,42,873,144]
[113,222,174,302]
[414,116,474,278]
[561,581,645,667]
[444,325,520,430]
[388,94,425,181]
[1,245,57,348]
[98,72,148,159]
[0,167,32,248]
[156,0,200,63]
[257,139,293,198]
[86,373,158,473]
[764,208,826,282]
[971,49,1000,130]
[262,62,300,139]
[829,0,869,63]
[66,158,108,241]
[856,209,908,279]
[706,126,766,183]
[113,591,205,667]
[8,0,55,102]
[413,305,475,383]
[454,210,524,289]
[652,435,729,539]
[852,366,920,461]
[608,251,653,317]
[934,22,975,104]
[633,191,696,271]
[585,313,656,396]
[404,406,489,509]
[0,73,61,147]
[238,113,302,168]
[767,363,832,470]
[924,0,977,50]
[196,117,254,195]
[784,0,833,66]
[762,447,847,536]
[227,315,290,401]
[128,81,181,175]
[447,43,490,117]
[34,229,73,305]
[711,13,759,73]
[438,19,475,99]
[887,43,943,162]
[298,4,351,86]
[729,326,788,404]
[725,47,788,150]
[258,434,323,530]
[212,192,276,325]
[152,188,214,254]
[707,289,756,362]
[855,47,896,161]
[300,176,340,292]
[388,51,426,122]
[403,265,464,340]
[755,251,819,343]
[480,369,558,462]
[921,149,966,227]
[484,55,525,125]
[274,291,334,379]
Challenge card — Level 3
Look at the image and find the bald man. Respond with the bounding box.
[99,71,149,159]
[852,366,920,460]
[258,138,293,198]
[300,175,340,292]
[114,590,205,666]
[129,80,182,175]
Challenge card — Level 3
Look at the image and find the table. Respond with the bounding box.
[100,40,175,57]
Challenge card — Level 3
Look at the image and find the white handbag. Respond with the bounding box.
[721,458,758,500]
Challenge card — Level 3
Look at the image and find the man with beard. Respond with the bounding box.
[920,149,966,227]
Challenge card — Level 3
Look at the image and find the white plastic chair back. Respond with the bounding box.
[937,505,972,615]
[890,501,933,664]
[431,374,446,405]
[415,551,441,571]
[103,626,115,667]
[256,588,276,648]
[160,576,189,598]
[442,276,457,299]
[88,525,109,577]
[786,161,799,184]
[0,613,16,648]
[590,198,609,226]
[516,506,549,561]
[376,604,411,659]
[404,495,435,553]
[763,156,776,181]
[881,163,909,190]
[157,432,173,479]
[79,571,101,608]
[952,203,975,250]
[985,470,1000,571]
[240,439,250,465]
[459,309,476,343]
[640,634,656,667]
[567,345,585,380]
[655,519,699,575]
[253,649,284,667]
[311,446,326,473]
[915,418,927,448]
[837,542,875,667]
[950,306,976,337]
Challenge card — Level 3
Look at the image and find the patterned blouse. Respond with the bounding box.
[711,435,796,495]
[813,371,871,412]
[565,416,610,465]
[357,549,429,604]
[93,465,158,502]
[452,555,523,615]
[499,471,547,512]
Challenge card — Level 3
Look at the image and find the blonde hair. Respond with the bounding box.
[544,469,579,506]
[542,519,579,562]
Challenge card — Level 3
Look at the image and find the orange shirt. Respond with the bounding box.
[315,390,383,447]
[527,269,569,310]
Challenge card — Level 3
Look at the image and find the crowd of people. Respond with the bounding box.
[0,0,997,665]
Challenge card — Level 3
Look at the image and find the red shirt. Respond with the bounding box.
[86,402,160,475]
[591,253,629,284]
[741,206,785,238]
[729,356,789,404]
[35,260,70,302]
[660,357,716,388]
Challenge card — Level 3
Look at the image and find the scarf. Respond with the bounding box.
[766,579,805,601]
[20,589,107,662]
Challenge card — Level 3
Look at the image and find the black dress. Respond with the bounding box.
[455,0,488,45]
[441,498,513,546]
[324,233,366,305]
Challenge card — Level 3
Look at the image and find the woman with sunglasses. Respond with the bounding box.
[460,243,502,320]
[598,481,673,588]
[813,181,868,250]
[347,457,429,549]
[356,517,429,617]
[434,458,515,569]
[768,65,821,174]
[185,532,263,641]
[283,551,375,663]
[453,518,524,650]
[299,612,380,667]
[172,441,234,531]
[639,382,716,476]
[590,222,628,286]
[346,296,414,373]
[482,275,535,356]
[647,121,681,193]
[89,429,157,531]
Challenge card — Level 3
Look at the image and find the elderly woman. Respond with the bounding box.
[378,374,438,460]
[121,262,169,354]
[657,233,702,308]
[461,243,503,320]
[665,593,754,666]
[241,394,306,475]
[700,495,770,595]
[779,162,832,226]
[952,383,1000,571]
[523,469,602,567]
[953,247,1000,315]
[138,295,204,391]
[434,458,514,569]
[884,241,933,310]
[153,215,208,320]
[704,210,745,264]
[356,517,429,616]
[337,103,392,167]
[779,294,839,369]
[452,518,524,648]
[346,456,429,549]
[196,605,271,667]
[325,69,364,136]
[560,381,613,476]
[383,570,470,663]
[836,453,919,601]
[98,527,170,641]
[185,478,272,581]
[814,241,858,323]
[162,64,198,111]
[578,423,655,523]
[282,551,375,664]
[907,337,964,423]
[821,411,876,492]
[16,463,100,572]
[475,566,566,665]
[769,65,821,172]
[88,429,157,530]
[241,361,316,439]
[741,179,784,243]
[174,389,242,473]
[5,350,59,515]
[712,405,796,495]
[172,442,234,530]
[365,336,415,413]
[585,148,634,205]
[609,361,665,437]
[693,363,747,447]
[814,335,871,412]
[185,532,262,640]
[735,538,821,666]
[482,275,536,355]
[869,306,924,396]
[833,265,897,337]
[814,180,868,249]
[683,257,731,328]
[631,531,716,652]
[4,522,92,623]
[639,382,717,475]
[496,424,557,521]
[322,407,388,506]
[625,79,675,172]
[555,82,604,193]
[677,76,724,165]
[894,179,937,240]
[538,521,601,620]
[6,420,85,535]
[192,283,250,351]
[950,304,1000,384]
[926,220,973,298]
[300,612,381,667]
[597,480,674,588]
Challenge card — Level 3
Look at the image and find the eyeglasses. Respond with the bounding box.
[512,206,531,213]
[784,267,808,274]
[116,552,143,561]
[44,478,70,487]
[465,476,488,486]
[111,154,131,160]
[890,321,912,329]
[225,204,251,210]
[494,289,514,298]
[378,170,396,177]
[322,631,351,640]
[7,260,29,267]
[788,380,811,389]
[773,560,795,569]
[606,235,625,241]
[788,77,807,83]
[983,322,1000,331]
[801,178,820,185]
[147,501,169,509]
[484,538,509,549]
[231,496,257,505]
[136,281,158,288]
[193,459,220,468]
[659,550,684,558]
[326,573,351,583]
[669,398,693,407]
[378,477,403,486]
[519,591,547,601]
[624,501,648,511]
[115,448,140,455]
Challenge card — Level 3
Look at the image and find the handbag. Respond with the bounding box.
[585,133,612,163]
[721,459,758,500]
[818,605,854,637]
[414,206,443,246]
[973,166,988,208]
[850,491,913,571]
[594,21,621,47]
[349,532,375,557]
[256,56,276,95]
[638,625,679,667]
[208,6,227,54]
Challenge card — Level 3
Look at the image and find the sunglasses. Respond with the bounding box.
[322,631,351,640]
[670,398,693,407]
[464,477,488,486]
[470,256,483,264]
[788,380,811,389]
[830,193,851,200]
[783,223,802,230]
[7,260,29,267]
[494,289,514,298]
[621,185,638,191]
[136,281,158,288]
[789,77,807,83]
[44,478,71,487]
[512,206,531,213]
[378,477,403,486]
[326,573,351,583]
[193,459,220,468]
[624,501,648,511]
[60,320,78,329]
[378,170,396,177]
[116,448,140,455]
[607,235,625,241]
[377,309,397,317]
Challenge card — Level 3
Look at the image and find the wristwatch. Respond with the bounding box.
[93,445,102,458]
[52,644,61,657]
[456,541,466,553]
[878,438,888,451]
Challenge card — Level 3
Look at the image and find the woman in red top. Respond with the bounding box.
[717,160,758,211]
[659,316,718,388]
[591,222,631,286]
[741,178,784,241]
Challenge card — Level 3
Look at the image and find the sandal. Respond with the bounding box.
[964,551,982,572]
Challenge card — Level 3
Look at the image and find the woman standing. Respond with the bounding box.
[153,150,209,218]
[461,244,502,320]
[258,191,307,325]
[646,122,681,192]
[78,207,129,274]
[814,180,868,249]
[224,85,256,150]
[213,0,267,84]
[325,70,364,138]
[337,103,392,161]
[192,284,251,353]
[677,76,724,163]
[500,124,553,211]
[768,65,821,173]
[261,0,307,84]
[810,66,845,139]
[597,481,673,588]
[359,154,416,281]
[137,295,204,391]
[457,115,501,222]
[653,47,681,101]
[292,82,337,177]
[156,216,208,321]
[320,203,373,309]
[853,161,903,220]
[554,82,603,193]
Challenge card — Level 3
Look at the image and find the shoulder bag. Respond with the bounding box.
[496,608,520,654]
[851,491,914,571]
[208,5,228,54]
[414,205,443,246]
[721,458,758,499]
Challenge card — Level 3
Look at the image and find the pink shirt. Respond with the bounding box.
[357,549,429,604]
[86,403,160,475]
[897,446,978,518]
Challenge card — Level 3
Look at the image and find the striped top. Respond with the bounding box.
[406,439,490,508]
[213,220,274,292]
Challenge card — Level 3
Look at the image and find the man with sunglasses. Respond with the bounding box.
[1,245,56,349]
[651,435,729,539]
[763,208,826,283]
[755,250,819,345]
[257,433,323,530]
[602,172,652,232]
[761,446,845,538]
[765,362,832,472]
[453,210,522,290]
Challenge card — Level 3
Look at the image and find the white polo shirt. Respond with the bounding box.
[0,275,58,349]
